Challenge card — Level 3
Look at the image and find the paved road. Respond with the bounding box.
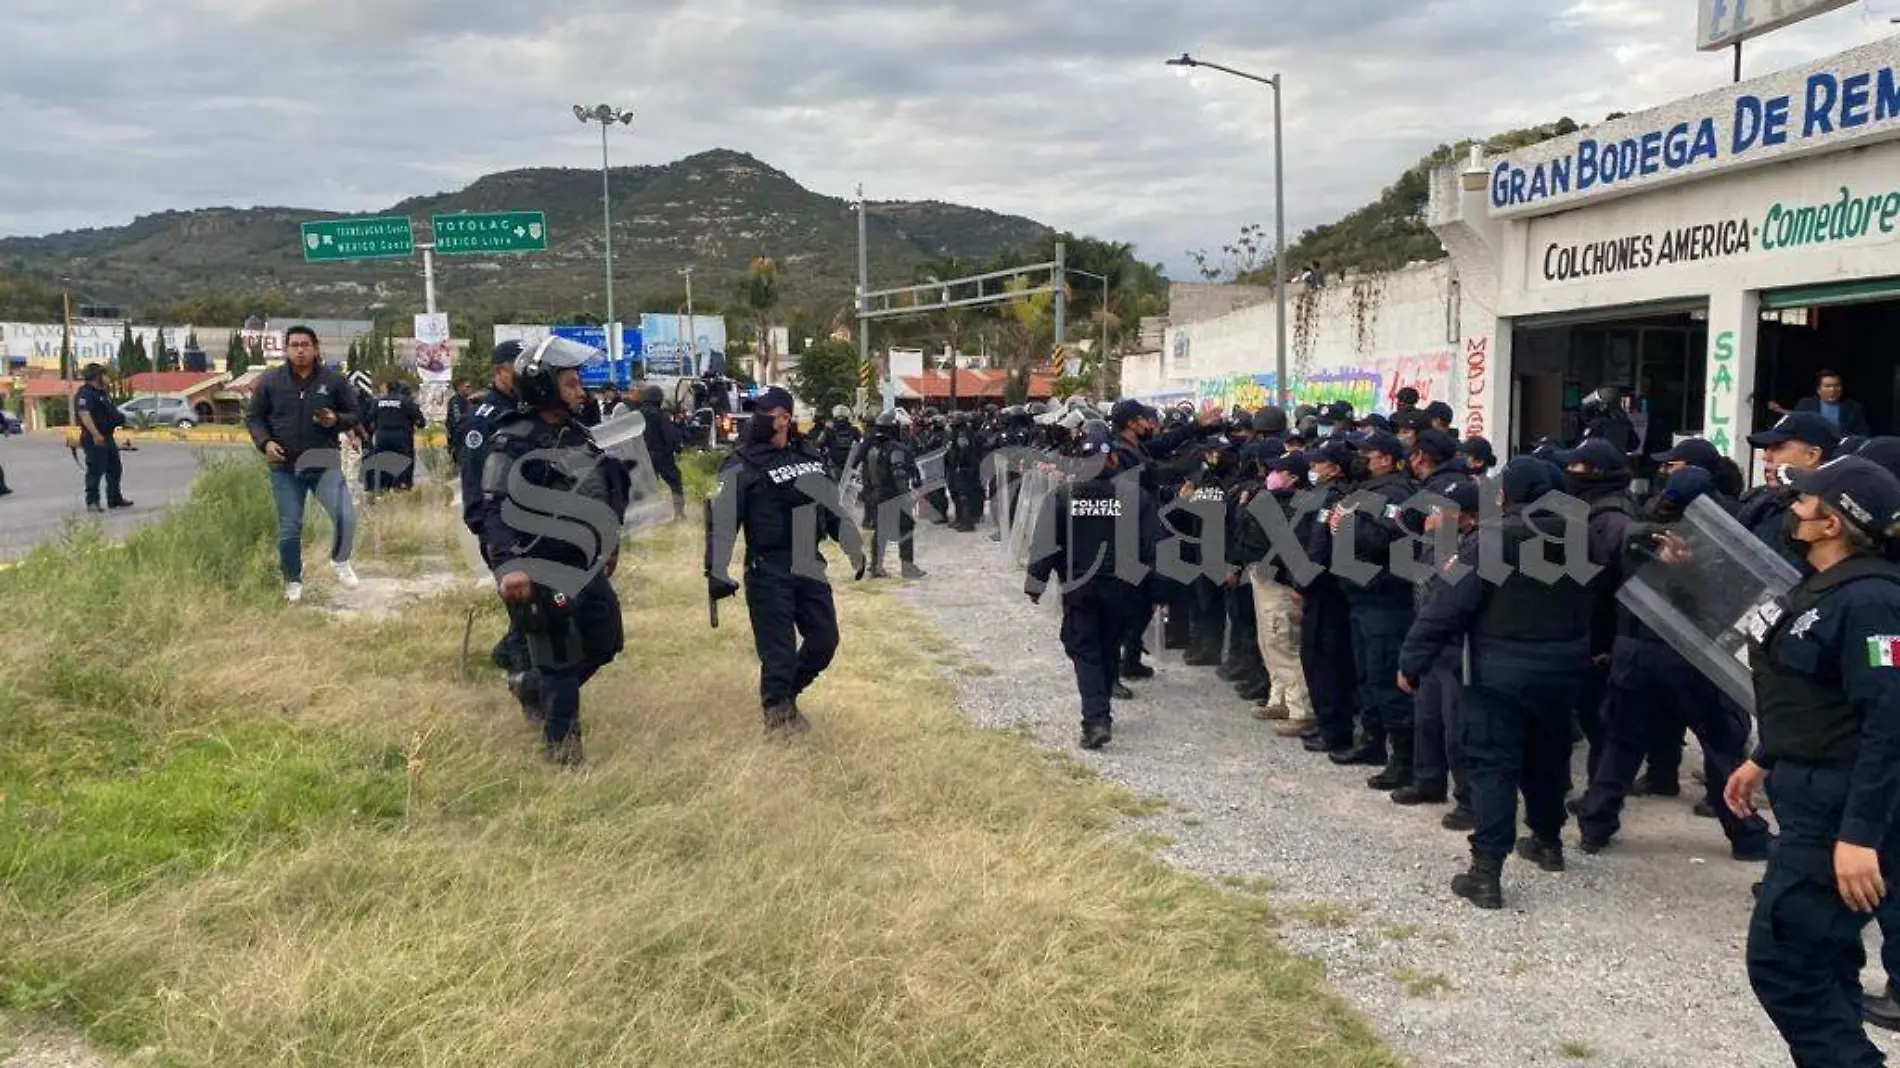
[0,434,241,561]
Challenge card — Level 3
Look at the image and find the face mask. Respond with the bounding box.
[1317,422,1335,437]
[1306,470,1321,486]
[1782,506,1827,546]
[1266,470,1295,491]
[749,415,779,444]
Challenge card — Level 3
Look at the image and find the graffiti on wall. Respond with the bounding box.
[1462,337,1490,439]
[1178,350,1458,417]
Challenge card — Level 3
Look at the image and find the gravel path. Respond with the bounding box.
[895,519,1900,1068]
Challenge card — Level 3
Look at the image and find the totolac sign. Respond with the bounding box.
[1489,37,1900,218]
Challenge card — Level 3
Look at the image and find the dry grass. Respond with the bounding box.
[0,459,1403,1067]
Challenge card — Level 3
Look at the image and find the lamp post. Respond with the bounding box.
[573,104,634,329]
[1068,268,1113,401]
[1167,53,1288,408]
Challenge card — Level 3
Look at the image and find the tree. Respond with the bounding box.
[116,322,139,374]
[737,257,780,382]
[152,329,172,372]
[346,340,362,373]
[1186,222,1271,283]
[789,338,859,414]
[225,331,249,376]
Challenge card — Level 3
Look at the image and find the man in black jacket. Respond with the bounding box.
[638,385,685,520]
[74,363,132,513]
[1551,437,1640,779]
[1775,368,1873,438]
[1330,429,1421,790]
[367,380,425,494]
[244,325,362,604]
[1401,458,1596,909]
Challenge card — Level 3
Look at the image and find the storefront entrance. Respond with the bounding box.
[1509,305,1708,457]
[1755,279,1900,441]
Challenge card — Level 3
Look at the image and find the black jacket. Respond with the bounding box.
[244,362,362,467]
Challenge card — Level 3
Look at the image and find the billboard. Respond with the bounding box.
[547,324,643,387]
[1697,0,1853,52]
[639,314,726,377]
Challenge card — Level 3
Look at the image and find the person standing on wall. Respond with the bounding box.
[74,363,132,514]
[244,325,362,604]
[1771,369,1873,439]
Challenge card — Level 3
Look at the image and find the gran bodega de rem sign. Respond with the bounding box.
[1488,36,1900,219]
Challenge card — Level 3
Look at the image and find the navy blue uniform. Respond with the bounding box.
[1027,475,1158,735]
[461,386,524,673]
[1302,479,1360,751]
[947,422,987,531]
[480,412,629,754]
[367,390,425,492]
[1337,471,1420,758]
[74,382,128,508]
[708,440,863,710]
[1401,511,1593,868]
[1746,555,1900,1066]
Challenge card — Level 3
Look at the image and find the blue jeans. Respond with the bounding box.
[269,466,356,582]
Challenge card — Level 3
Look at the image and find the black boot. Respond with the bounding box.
[1120,658,1155,680]
[509,670,544,724]
[762,700,797,735]
[1112,682,1135,700]
[1391,780,1448,805]
[1440,805,1476,831]
[1080,723,1113,750]
[1182,642,1223,667]
[1215,659,1244,681]
[1366,732,1416,791]
[1514,835,1566,873]
[787,697,813,734]
[1234,679,1271,703]
[1452,852,1504,909]
[1330,731,1387,767]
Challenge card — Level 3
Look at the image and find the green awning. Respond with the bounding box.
[1761,277,1900,311]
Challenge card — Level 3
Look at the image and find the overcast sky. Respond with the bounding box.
[2,0,1895,276]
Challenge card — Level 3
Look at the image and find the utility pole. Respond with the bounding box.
[1052,242,1067,381]
[857,185,884,412]
[420,243,437,314]
[679,265,695,376]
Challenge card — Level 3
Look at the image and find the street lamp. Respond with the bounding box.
[1166,53,1289,408]
[1067,268,1113,401]
[573,104,634,328]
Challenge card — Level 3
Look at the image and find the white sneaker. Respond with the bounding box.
[285,581,304,604]
[331,560,360,589]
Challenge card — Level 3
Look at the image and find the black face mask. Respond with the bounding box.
[1782,506,1825,547]
[749,415,780,444]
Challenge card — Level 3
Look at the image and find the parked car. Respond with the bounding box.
[118,395,202,429]
[0,410,20,435]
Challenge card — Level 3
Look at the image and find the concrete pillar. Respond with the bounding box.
[1703,288,1759,473]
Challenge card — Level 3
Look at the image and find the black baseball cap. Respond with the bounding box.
[1438,477,1482,515]
[1425,401,1456,426]
[755,386,796,412]
[1652,437,1721,472]
[491,340,524,365]
[1782,455,1900,540]
[1413,429,1458,463]
[1307,441,1354,470]
[1110,399,1145,427]
[1266,451,1309,481]
[1553,438,1628,472]
[1457,435,1496,466]
[1856,437,1900,482]
[1349,428,1407,459]
[1748,411,1840,452]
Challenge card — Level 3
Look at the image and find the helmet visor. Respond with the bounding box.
[519,335,606,375]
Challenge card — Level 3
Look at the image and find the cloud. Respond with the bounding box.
[0,0,1892,276]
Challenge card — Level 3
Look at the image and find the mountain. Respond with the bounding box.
[0,149,1054,325]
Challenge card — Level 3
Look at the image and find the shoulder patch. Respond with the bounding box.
[1868,635,1900,669]
[464,429,484,450]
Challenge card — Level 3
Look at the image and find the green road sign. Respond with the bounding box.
[431,211,548,255]
[301,215,414,262]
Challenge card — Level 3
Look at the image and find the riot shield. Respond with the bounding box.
[588,408,673,536]
[916,446,948,490]
[839,437,866,519]
[1614,495,1803,713]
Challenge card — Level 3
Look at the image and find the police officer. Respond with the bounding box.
[1392,461,1480,817]
[1329,429,1420,791]
[1551,437,1640,779]
[947,411,987,532]
[1238,445,1314,730]
[1401,457,1595,908]
[1742,411,1841,570]
[862,410,927,580]
[1571,464,1773,861]
[1457,436,1496,478]
[707,387,866,735]
[480,338,630,766]
[74,363,132,513]
[1723,455,1900,1065]
[368,379,425,494]
[816,405,861,482]
[446,381,474,472]
[1026,420,1157,750]
[1579,386,1639,454]
[460,343,534,713]
[638,384,686,521]
[1299,439,1361,757]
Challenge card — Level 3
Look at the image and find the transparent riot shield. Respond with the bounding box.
[839,438,866,520]
[589,408,674,537]
[1009,462,1068,569]
[1614,495,1803,713]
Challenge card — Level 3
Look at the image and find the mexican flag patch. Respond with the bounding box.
[1868,636,1900,668]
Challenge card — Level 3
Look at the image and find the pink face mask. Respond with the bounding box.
[1266,470,1295,491]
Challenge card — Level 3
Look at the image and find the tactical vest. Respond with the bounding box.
[1472,518,1594,642]
[1753,555,1900,768]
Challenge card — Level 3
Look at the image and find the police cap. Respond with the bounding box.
[1782,455,1900,540]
